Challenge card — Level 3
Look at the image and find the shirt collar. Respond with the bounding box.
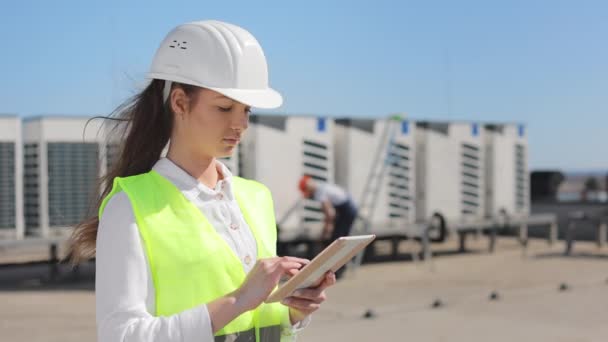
[152,157,235,201]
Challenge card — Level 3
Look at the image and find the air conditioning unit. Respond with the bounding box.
[415,121,487,229]
[484,123,529,222]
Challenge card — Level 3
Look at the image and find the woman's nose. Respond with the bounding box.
[231,110,249,131]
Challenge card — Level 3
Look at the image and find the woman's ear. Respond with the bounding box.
[170,87,190,118]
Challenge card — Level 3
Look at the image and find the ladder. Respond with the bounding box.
[350,115,403,269]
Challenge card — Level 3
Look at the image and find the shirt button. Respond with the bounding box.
[215,193,224,200]
[244,255,252,265]
[230,223,239,230]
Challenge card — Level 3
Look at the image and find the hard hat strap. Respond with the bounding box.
[162,80,173,104]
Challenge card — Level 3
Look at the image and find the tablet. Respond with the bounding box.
[265,234,376,303]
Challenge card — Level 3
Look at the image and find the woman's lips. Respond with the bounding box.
[223,137,240,145]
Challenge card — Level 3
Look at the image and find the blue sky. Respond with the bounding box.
[0,0,606,171]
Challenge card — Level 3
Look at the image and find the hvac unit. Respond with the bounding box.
[484,123,530,221]
[415,121,486,232]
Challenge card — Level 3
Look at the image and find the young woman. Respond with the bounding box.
[70,20,336,342]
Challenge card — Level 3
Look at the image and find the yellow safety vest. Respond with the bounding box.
[100,170,290,341]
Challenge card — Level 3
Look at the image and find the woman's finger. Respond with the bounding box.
[269,262,306,280]
[306,271,336,291]
[274,256,310,265]
[317,271,336,291]
[282,297,321,312]
[290,288,326,304]
[279,268,300,283]
[278,259,307,271]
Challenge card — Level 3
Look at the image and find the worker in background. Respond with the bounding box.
[299,175,358,278]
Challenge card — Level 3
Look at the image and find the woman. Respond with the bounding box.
[70,20,335,342]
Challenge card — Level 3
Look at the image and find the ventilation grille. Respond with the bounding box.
[47,143,99,227]
[0,142,16,229]
[461,143,481,215]
[301,139,330,223]
[515,144,527,210]
[387,142,411,219]
[24,143,39,232]
[169,40,188,50]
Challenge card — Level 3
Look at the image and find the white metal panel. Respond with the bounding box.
[240,114,334,241]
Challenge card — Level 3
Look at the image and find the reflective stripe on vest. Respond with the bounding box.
[99,170,290,341]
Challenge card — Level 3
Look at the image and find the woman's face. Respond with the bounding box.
[172,87,250,159]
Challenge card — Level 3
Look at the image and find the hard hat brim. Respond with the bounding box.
[147,73,283,109]
[208,86,283,109]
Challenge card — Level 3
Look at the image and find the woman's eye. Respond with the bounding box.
[218,106,232,112]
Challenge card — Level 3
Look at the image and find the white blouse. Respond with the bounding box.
[95,158,308,342]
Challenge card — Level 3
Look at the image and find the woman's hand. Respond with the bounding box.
[283,271,337,324]
[234,256,309,312]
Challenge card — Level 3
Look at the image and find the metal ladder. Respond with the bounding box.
[350,115,403,269]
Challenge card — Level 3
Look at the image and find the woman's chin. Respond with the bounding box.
[217,145,236,158]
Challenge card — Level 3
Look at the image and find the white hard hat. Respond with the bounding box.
[147,20,282,109]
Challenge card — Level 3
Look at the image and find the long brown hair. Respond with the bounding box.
[69,79,198,264]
